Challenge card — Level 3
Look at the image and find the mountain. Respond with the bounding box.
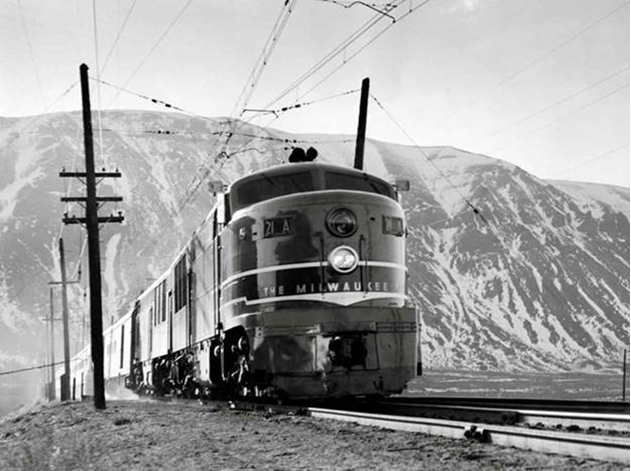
[0,110,628,410]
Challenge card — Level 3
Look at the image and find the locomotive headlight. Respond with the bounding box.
[328,246,359,273]
[326,207,357,237]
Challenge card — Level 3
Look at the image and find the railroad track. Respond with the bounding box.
[151,395,631,463]
[307,406,630,464]
[373,397,630,432]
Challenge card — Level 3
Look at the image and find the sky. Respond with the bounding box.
[1,0,629,187]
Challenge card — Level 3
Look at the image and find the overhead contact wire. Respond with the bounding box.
[99,0,139,76]
[466,64,630,148]
[434,0,630,131]
[371,93,489,224]
[489,82,630,154]
[105,0,194,109]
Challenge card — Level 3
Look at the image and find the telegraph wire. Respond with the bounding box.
[551,143,630,180]
[465,64,630,149]
[92,0,106,167]
[434,0,630,132]
[99,0,139,76]
[0,360,80,378]
[98,127,354,145]
[16,0,47,109]
[15,81,78,133]
[95,77,191,114]
[105,0,194,109]
[370,93,489,225]
[488,81,629,154]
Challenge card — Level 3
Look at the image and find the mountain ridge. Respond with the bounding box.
[0,110,628,381]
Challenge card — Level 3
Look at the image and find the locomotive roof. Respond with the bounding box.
[231,162,389,188]
[228,162,396,214]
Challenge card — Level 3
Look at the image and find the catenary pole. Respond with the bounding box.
[353,77,370,171]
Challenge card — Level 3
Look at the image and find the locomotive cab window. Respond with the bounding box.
[325,172,395,200]
[231,172,314,212]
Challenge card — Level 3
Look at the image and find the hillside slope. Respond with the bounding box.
[0,111,628,385]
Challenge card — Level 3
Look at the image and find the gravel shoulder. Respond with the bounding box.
[0,400,626,470]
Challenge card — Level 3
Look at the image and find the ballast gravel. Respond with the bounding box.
[0,400,625,470]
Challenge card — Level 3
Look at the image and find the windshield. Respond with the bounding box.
[325,172,395,199]
[231,171,314,212]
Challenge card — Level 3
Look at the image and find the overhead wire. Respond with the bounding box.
[465,64,630,149]
[243,87,360,119]
[288,0,431,107]
[433,0,630,132]
[94,77,192,114]
[92,0,106,167]
[550,143,630,180]
[263,0,406,110]
[232,0,300,119]
[370,89,626,312]
[210,0,431,192]
[178,0,301,210]
[178,0,433,209]
[370,93,489,224]
[15,81,78,133]
[217,0,300,158]
[225,0,431,168]
[488,81,629,155]
[99,0,139,76]
[16,0,47,109]
[0,359,82,378]
[105,0,194,109]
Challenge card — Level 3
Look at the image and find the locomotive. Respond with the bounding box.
[70,157,420,401]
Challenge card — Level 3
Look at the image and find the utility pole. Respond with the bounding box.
[48,238,79,402]
[353,77,370,171]
[59,238,71,400]
[48,288,56,400]
[60,63,124,410]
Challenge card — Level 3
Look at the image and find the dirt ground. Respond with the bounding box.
[0,400,626,470]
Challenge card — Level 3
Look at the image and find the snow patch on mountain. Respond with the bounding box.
[0,110,628,378]
[549,179,629,219]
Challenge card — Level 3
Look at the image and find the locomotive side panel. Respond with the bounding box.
[137,290,153,363]
[171,255,189,351]
[191,218,218,344]
[151,278,169,358]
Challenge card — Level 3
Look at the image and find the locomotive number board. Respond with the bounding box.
[263,216,295,238]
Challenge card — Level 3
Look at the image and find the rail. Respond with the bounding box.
[307,407,630,464]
